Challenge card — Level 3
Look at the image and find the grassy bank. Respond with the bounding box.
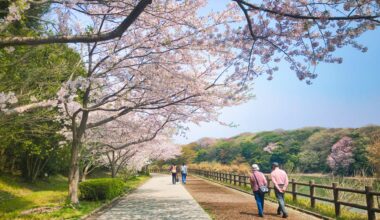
[0,174,150,220]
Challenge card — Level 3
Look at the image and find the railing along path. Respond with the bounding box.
[150,168,380,220]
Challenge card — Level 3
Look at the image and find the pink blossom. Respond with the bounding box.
[327,136,355,174]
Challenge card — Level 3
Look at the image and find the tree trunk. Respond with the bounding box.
[81,164,90,182]
[68,108,89,204]
[0,148,5,172]
[68,137,81,204]
[31,158,48,182]
[111,163,117,178]
[10,158,16,174]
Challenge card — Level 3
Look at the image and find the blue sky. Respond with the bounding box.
[175,2,380,144]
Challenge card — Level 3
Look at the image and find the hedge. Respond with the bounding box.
[79,178,126,201]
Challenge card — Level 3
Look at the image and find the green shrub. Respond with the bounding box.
[79,178,125,201]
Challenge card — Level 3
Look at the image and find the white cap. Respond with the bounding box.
[252,164,260,171]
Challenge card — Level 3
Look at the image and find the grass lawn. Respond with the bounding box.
[0,174,150,220]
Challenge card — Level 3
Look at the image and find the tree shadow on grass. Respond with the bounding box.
[0,174,67,192]
[0,189,34,213]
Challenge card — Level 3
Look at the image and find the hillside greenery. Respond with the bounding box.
[178,126,380,175]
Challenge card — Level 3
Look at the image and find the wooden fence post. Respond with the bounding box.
[365,186,376,220]
[267,178,271,196]
[292,179,297,202]
[238,175,242,187]
[234,174,237,185]
[332,183,340,218]
[244,176,247,188]
[310,180,315,208]
[229,174,232,184]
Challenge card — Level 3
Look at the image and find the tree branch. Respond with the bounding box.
[0,0,152,47]
[235,0,380,22]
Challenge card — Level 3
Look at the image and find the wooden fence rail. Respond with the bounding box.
[178,169,379,220]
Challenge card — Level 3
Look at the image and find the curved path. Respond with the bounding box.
[89,173,210,220]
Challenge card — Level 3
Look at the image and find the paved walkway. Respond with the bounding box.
[89,174,210,220]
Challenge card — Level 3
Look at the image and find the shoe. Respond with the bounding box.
[277,211,282,215]
[282,214,288,218]
[259,214,264,217]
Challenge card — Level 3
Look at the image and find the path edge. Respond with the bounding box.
[181,178,213,220]
[80,176,151,220]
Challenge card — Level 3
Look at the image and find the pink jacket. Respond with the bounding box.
[249,171,268,192]
[271,168,289,191]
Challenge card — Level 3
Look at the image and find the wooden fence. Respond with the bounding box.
[185,169,380,220]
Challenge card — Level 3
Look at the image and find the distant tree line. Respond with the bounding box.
[178,127,380,176]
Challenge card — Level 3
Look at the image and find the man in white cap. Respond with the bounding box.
[249,164,268,217]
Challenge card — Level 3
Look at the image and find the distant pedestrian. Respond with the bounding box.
[181,163,188,184]
[271,162,289,218]
[249,164,268,217]
[169,164,177,184]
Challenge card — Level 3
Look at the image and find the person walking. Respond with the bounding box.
[181,163,188,184]
[169,164,177,184]
[249,164,268,217]
[271,162,289,218]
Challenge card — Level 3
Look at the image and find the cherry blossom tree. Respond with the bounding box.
[79,143,107,182]
[77,114,180,178]
[51,0,254,203]
[263,142,279,153]
[126,138,181,172]
[81,114,179,178]
[1,1,378,82]
[101,136,180,177]
[1,0,379,204]
[327,136,355,175]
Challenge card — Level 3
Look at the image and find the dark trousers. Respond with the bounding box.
[171,173,177,184]
[275,188,288,216]
[253,191,265,216]
[181,173,187,184]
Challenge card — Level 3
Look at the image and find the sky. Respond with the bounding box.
[175,2,380,144]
